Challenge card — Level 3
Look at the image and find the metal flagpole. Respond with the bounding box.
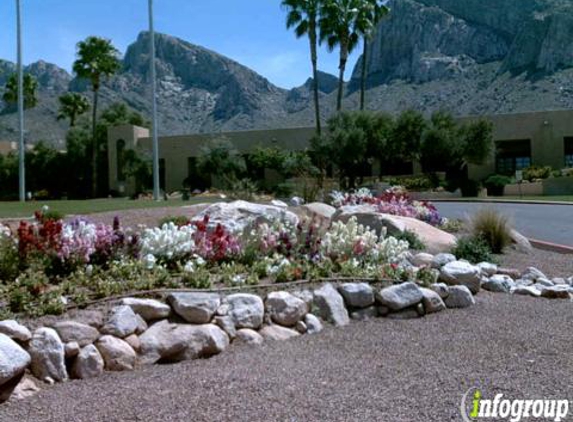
[149,0,160,201]
[16,0,25,202]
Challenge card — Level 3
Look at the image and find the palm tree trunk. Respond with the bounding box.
[336,42,349,112]
[360,38,368,111]
[309,27,321,136]
[91,88,99,198]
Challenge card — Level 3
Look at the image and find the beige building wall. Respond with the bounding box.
[108,110,573,195]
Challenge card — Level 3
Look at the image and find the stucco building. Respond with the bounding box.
[108,109,573,195]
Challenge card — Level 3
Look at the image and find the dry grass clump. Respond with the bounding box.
[471,208,512,254]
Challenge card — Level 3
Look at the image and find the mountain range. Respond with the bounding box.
[2,0,573,148]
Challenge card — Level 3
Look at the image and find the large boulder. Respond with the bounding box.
[439,261,482,294]
[167,292,220,324]
[226,294,265,330]
[482,275,515,293]
[194,200,299,234]
[313,284,350,327]
[302,202,337,219]
[0,321,31,343]
[71,345,104,380]
[259,325,300,341]
[52,321,100,347]
[96,335,137,371]
[510,229,533,253]
[0,334,31,403]
[420,288,446,314]
[28,328,67,382]
[376,282,423,311]
[338,283,375,309]
[444,286,475,308]
[120,298,172,321]
[139,321,229,365]
[411,253,434,267]
[512,286,542,297]
[431,253,456,269]
[101,306,147,338]
[265,292,308,327]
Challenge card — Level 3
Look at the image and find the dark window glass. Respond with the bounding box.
[495,140,531,175]
[116,139,126,182]
[564,137,573,167]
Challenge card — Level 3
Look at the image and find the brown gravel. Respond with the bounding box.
[2,293,572,422]
[498,248,573,279]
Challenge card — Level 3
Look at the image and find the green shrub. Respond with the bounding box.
[440,218,464,233]
[394,230,425,250]
[42,210,65,221]
[225,178,259,201]
[484,174,511,196]
[471,208,512,254]
[0,236,19,283]
[523,165,552,181]
[384,175,434,191]
[181,267,212,289]
[451,236,495,264]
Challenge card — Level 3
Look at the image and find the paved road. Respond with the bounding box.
[435,202,573,247]
[1,294,572,422]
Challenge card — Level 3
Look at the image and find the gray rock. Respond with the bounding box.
[304,314,323,334]
[120,298,172,321]
[302,202,336,219]
[521,267,547,282]
[444,286,475,308]
[515,278,534,287]
[214,316,236,339]
[265,291,308,327]
[71,345,104,380]
[552,278,568,286]
[227,294,265,329]
[420,288,446,314]
[536,277,555,287]
[376,282,423,311]
[429,283,450,299]
[431,253,456,269]
[386,308,422,319]
[124,334,141,353]
[64,342,80,358]
[139,321,229,365]
[216,303,230,317]
[510,229,533,253]
[512,286,542,297]
[482,275,515,293]
[477,262,498,277]
[439,261,481,294]
[313,283,350,327]
[338,283,375,309]
[195,200,299,234]
[295,320,307,334]
[96,335,136,371]
[0,321,31,343]
[53,321,100,347]
[167,292,220,324]
[102,306,146,338]
[292,290,314,307]
[350,306,379,320]
[235,329,264,345]
[0,333,31,402]
[9,377,40,401]
[411,252,434,267]
[259,325,300,341]
[65,310,105,329]
[28,328,67,382]
[540,285,571,299]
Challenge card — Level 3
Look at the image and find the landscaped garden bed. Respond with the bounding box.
[0,187,571,403]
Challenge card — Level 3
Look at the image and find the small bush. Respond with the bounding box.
[471,208,511,254]
[158,216,191,227]
[440,218,464,233]
[394,230,425,250]
[523,165,552,181]
[451,236,495,264]
[484,174,511,196]
[226,178,259,201]
[42,210,65,221]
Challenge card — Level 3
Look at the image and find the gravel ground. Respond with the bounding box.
[2,293,572,422]
[498,248,573,279]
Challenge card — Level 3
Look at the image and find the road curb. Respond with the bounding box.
[528,238,573,254]
[429,198,573,206]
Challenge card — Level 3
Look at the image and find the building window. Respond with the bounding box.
[159,159,166,190]
[495,140,531,175]
[116,139,126,182]
[565,137,573,167]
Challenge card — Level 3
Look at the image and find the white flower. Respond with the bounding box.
[232,274,246,285]
[42,205,50,213]
[139,222,196,261]
[143,254,157,269]
[183,261,195,273]
[85,265,94,276]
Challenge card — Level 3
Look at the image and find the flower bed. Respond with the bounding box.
[0,209,419,318]
[330,187,445,226]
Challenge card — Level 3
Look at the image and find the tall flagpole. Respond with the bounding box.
[16,0,25,202]
[149,0,160,201]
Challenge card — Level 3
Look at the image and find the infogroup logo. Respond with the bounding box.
[460,388,570,422]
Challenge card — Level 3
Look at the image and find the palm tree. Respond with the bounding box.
[319,0,362,111]
[73,36,121,197]
[2,73,38,109]
[282,0,323,135]
[357,0,389,110]
[57,92,90,127]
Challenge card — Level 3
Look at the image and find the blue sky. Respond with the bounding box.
[0,0,361,89]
